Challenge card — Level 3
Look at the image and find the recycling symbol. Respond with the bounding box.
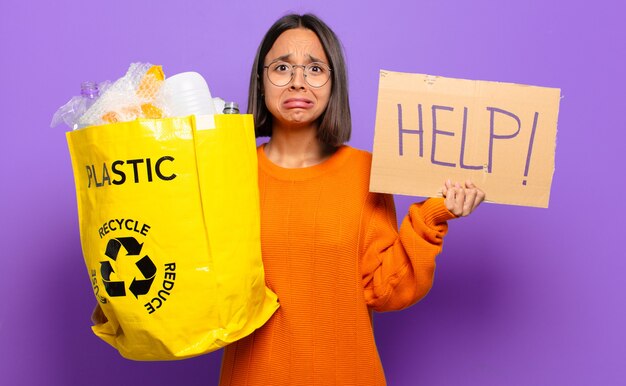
[100,236,156,298]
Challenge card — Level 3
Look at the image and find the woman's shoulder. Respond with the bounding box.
[334,146,374,184]
[339,145,372,164]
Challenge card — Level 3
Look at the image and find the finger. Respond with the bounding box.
[464,180,485,212]
[454,182,465,216]
[463,187,477,216]
[444,183,456,211]
[472,187,486,211]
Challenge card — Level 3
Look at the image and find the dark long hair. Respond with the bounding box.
[247,14,351,146]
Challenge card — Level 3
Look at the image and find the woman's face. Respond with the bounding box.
[263,28,332,129]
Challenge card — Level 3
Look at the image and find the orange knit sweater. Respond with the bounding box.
[219,145,455,386]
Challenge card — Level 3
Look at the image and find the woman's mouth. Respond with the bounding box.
[283,98,313,109]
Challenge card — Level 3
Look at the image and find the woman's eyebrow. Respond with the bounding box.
[268,54,326,64]
[268,54,292,62]
[307,54,325,63]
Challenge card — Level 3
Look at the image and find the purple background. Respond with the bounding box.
[1,0,624,385]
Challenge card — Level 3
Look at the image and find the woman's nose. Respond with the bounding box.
[290,66,306,88]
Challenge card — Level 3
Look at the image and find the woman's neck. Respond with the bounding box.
[265,124,334,168]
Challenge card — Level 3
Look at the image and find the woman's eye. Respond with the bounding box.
[274,63,290,72]
[308,64,325,74]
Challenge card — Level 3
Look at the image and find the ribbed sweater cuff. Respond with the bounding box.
[415,197,456,227]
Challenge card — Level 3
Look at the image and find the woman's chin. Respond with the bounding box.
[280,112,317,126]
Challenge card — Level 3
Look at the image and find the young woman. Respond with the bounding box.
[218,14,485,386]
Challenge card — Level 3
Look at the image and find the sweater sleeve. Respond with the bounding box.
[360,195,456,312]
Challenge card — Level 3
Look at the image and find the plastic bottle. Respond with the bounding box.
[223,102,239,114]
[50,81,102,129]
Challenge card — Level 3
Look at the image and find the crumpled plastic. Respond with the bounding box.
[77,63,166,128]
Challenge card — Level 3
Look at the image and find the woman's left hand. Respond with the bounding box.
[442,180,486,218]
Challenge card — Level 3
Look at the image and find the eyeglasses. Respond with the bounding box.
[263,60,332,88]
